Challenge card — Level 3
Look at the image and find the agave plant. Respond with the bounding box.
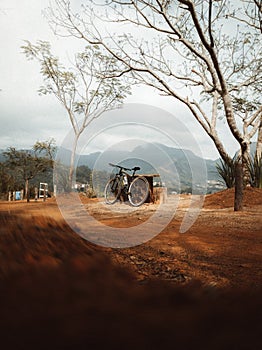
[216,158,236,189]
[217,153,262,189]
[247,154,262,188]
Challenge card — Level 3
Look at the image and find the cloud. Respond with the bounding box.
[0,1,81,149]
[0,0,242,160]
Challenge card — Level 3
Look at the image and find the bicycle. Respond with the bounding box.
[104,163,150,207]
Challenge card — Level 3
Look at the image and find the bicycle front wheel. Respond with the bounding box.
[128,176,149,207]
[105,178,121,204]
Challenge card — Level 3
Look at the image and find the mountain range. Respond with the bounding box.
[70,143,222,192]
[2,142,258,193]
[0,143,222,192]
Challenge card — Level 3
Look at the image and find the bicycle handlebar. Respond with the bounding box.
[109,163,140,172]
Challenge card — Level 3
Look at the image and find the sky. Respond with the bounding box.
[0,0,245,160]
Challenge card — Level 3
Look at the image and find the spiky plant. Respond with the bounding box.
[216,158,236,188]
[247,154,262,188]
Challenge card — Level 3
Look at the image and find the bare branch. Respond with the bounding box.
[45,0,261,167]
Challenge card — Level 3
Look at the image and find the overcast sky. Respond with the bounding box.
[0,0,244,160]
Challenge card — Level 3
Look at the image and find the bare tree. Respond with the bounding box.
[230,0,262,33]
[22,41,130,188]
[46,0,261,209]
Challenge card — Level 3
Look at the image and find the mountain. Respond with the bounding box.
[0,143,224,193]
[74,143,222,193]
[2,142,259,193]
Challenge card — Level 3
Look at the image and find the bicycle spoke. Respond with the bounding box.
[105,178,121,204]
[128,177,149,207]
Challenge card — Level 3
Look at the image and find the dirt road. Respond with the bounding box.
[0,187,261,349]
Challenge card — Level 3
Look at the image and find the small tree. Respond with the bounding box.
[0,162,14,198]
[4,140,55,202]
[22,41,131,189]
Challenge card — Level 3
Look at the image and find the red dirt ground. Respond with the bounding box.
[0,187,261,349]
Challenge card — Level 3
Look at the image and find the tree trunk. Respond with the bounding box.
[234,161,243,211]
[242,142,251,187]
[256,117,262,160]
[34,187,38,201]
[25,179,30,203]
[255,118,262,188]
[68,134,79,191]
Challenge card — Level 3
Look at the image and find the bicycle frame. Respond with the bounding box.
[109,164,136,200]
[105,163,150,206]
[109,163,140,177]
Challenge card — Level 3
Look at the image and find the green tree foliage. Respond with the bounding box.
[0,163,16,198]
[76,165,92,185]
[3,140,56,202]
[91,169,109,197]
[54,162,71,193]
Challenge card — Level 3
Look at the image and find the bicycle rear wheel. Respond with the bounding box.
[128,176,149,207]
[105,178,121,204]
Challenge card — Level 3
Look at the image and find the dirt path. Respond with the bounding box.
[0,188,261,349]
[1,188,261,288]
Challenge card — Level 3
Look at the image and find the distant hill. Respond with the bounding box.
[2,142,259,193]
[0,143,225,193]
[74,143,222,193]
[76,143,218,173]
